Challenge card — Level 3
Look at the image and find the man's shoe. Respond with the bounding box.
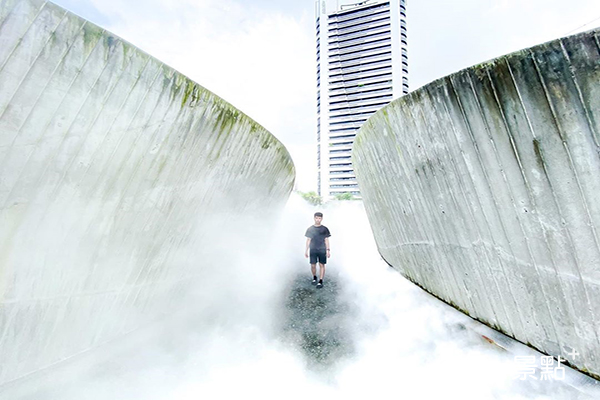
[316,281,323,289]
[312,276,318,285]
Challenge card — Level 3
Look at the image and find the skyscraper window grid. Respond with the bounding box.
[315,0,408,198]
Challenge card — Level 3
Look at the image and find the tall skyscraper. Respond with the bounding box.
[315,0,408,198]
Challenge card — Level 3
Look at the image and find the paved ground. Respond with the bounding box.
[280,273,354,372]
[2,268,599,399]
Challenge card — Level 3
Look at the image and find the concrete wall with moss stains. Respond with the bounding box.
[0,0,294,387]
[353,28,600,379]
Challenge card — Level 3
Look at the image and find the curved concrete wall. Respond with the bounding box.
[0,0,294,387]
[354,28,600,378]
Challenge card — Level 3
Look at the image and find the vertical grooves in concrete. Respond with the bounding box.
[410,99,481,315]
[487,61,585,364]
[1,20,91,206]
[354,28,600,378]
[432,80,512,328]
[560,40,600,148]
[465,71,550,349]
[0,9,68,124]
[449,77,528,341]
[0,0,294,387]
[0,0,21,24]
[397,103,463,311]
[425,86,504,330]
[512,53,598,370]
[476,67,562,355]
[530,51,600,268]
[2,19,91,161]
[31,47,132,215]
[0,0,48,70]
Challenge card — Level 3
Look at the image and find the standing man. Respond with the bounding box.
[304,212,331,289]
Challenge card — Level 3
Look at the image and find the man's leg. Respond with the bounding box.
[310,250,318,284]
[319,263,326,280]
[316,251,327,288]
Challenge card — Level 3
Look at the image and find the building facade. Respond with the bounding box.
[315,0,408,198]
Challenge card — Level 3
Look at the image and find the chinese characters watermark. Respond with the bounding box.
[514,355,567,380]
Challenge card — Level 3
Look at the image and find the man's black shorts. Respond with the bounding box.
[309,249,327,264]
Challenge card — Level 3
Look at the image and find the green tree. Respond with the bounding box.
[334,192,354,201]
[298,191,323,205]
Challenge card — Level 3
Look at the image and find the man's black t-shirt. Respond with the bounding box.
[305,225,331,250]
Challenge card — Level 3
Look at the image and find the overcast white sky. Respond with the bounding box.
[52,0,600,191]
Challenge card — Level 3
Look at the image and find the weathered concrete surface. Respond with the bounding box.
[353,28,600,378]
[0,0,294,388]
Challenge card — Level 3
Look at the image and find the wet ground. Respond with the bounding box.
[2,269,599,400]
[280,274,354,371]
[276,268,599,399]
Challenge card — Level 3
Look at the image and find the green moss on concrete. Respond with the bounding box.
[214,103,241,131]
[170,73,186,102]
[532,138,545,169]
[59,1,294,189]
[261,136,274,150]
[157,158,167,176]
[121,40,131,61]
[471,61,495,81]
[578,367,600,381]
[181,80,201,108]
[162,74,172,93]
[206,102,242,161]
[82,23,103,54]
[49,30,58,47]
[286,161,295,175]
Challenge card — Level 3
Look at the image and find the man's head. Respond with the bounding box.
[314,212,323,225]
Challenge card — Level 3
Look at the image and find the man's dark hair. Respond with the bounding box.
[314,212,323,217]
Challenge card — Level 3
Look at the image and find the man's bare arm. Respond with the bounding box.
[325,238,330,258]
[305,238,311,258]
